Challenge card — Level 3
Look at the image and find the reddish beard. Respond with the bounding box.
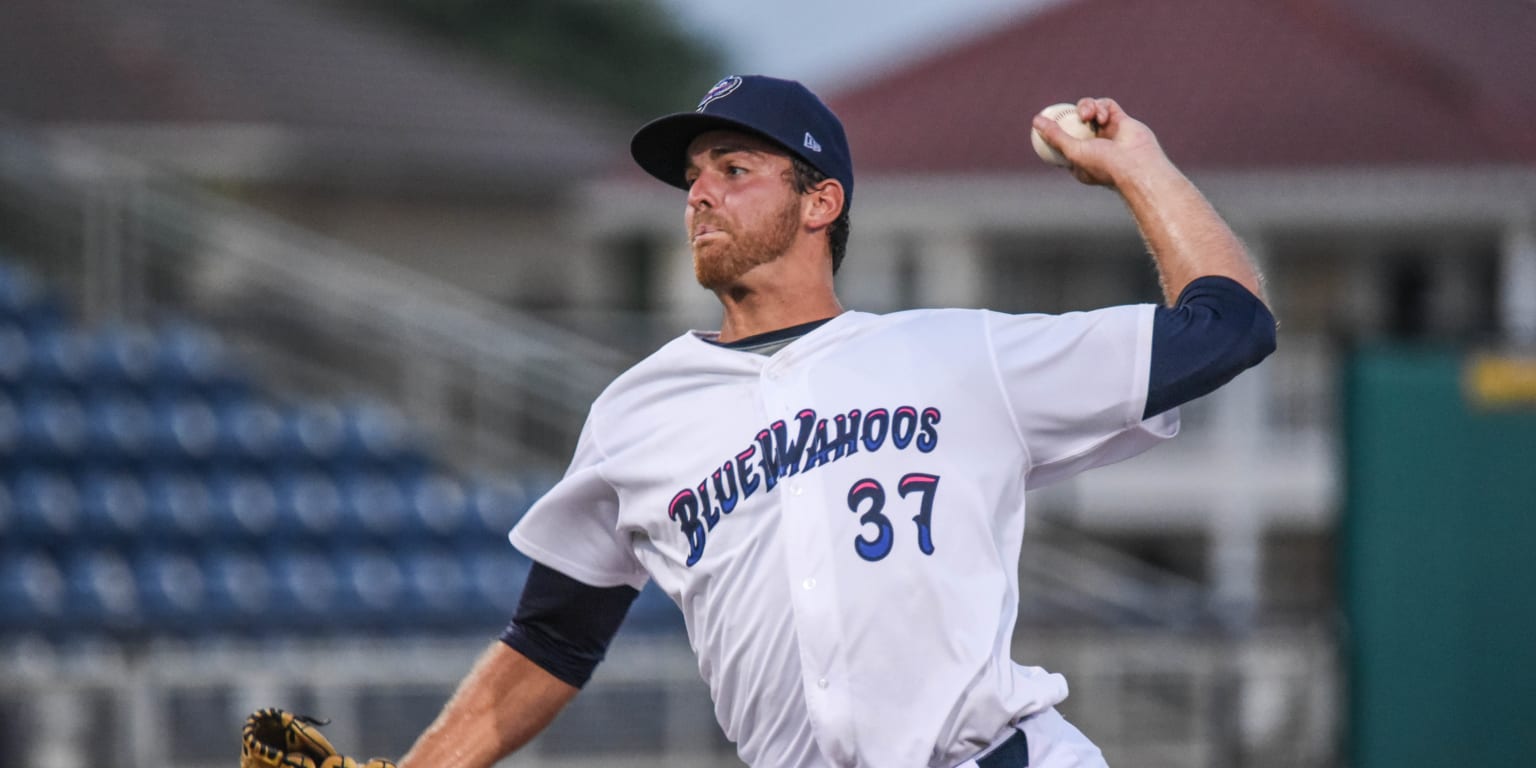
[691,193,802,290]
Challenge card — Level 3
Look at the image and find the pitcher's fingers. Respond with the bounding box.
[1077,98,1122,132]
[1030,113,1068,152]
[1033,112,1092,167]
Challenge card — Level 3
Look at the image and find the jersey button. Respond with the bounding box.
[790,485,804,496]
[802,578,816,590]
[817,677,829,689]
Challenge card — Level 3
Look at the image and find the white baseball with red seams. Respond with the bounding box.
[510,307,1176,767]
[1032,102,1100,168]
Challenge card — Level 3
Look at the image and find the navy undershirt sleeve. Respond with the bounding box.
[499,562,639,688]
[1144,276,1277,419]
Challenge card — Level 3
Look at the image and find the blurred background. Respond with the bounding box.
[1,0,1533,766]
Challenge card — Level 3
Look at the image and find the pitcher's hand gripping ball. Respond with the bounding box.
[1031,102,1100,167]
[240,708,397,768]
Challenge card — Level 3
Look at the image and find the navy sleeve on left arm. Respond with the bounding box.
[1144,276,1277,419]
[499,561,639,689]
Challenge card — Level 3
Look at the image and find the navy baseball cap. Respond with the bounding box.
[630,75,854,207]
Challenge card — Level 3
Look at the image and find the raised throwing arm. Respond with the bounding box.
[1033,98,1265,306]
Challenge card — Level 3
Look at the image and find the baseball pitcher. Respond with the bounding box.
[390,75,1276,767]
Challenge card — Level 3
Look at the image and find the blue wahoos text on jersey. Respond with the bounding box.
[668,405,942,566]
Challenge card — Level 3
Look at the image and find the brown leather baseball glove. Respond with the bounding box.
[240,708,396,768]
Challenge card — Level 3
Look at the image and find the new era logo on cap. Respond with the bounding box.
[630,74,854,207]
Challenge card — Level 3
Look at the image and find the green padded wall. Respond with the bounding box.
[1343,346,1536,767]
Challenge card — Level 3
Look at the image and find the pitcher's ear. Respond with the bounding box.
[803,178,845,229]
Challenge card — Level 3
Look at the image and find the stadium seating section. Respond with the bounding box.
[0,256,681,639]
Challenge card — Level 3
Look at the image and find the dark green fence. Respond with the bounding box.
[1344,346,1536,767]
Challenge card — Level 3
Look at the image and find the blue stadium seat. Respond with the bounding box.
[466,547,532,620]
[209,472,279,539]
[144,471,215,539]
[0,260,66,330]
[17,390,87,461]
[216,399,285,465]
[0,549,67,634]
[400,548,471,628]
[64,548,141,634]
[149,395,220,465]
[28,329,92,388]
[463,477,532,540]
[11,469,80,539]
[79,470,149,540]
[84,390,155,463]
[134,549,208,631]
[156,323,244,398]
[339,472,407,539]
[273,471,343,538]
[337,548,406,627]
[284,402,346,464]
[336,401,426,472]
[0,323,31,390]
[201,550,273,631]
[406,473,468,538]
[0,481,10,539]
[91,326,162,390]
[268,549,341,630]
[0,266,599,641]
[0,391,19,456]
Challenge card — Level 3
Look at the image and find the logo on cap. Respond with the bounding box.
[803,133,822,153]
[696,76,743,112]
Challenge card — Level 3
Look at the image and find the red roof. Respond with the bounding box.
[829,0,1536,174]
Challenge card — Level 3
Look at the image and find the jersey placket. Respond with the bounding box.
[760,351,858,767]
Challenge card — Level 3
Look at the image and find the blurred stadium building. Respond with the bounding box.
[1,0,1533,767]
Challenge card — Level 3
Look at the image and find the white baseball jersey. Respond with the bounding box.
[510,306,1178,768]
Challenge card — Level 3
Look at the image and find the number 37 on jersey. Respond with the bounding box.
[667,404,944,567]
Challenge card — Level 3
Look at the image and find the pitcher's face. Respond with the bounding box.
[684,131,804,290]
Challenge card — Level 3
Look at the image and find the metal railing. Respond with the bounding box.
[0,122,631,473]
